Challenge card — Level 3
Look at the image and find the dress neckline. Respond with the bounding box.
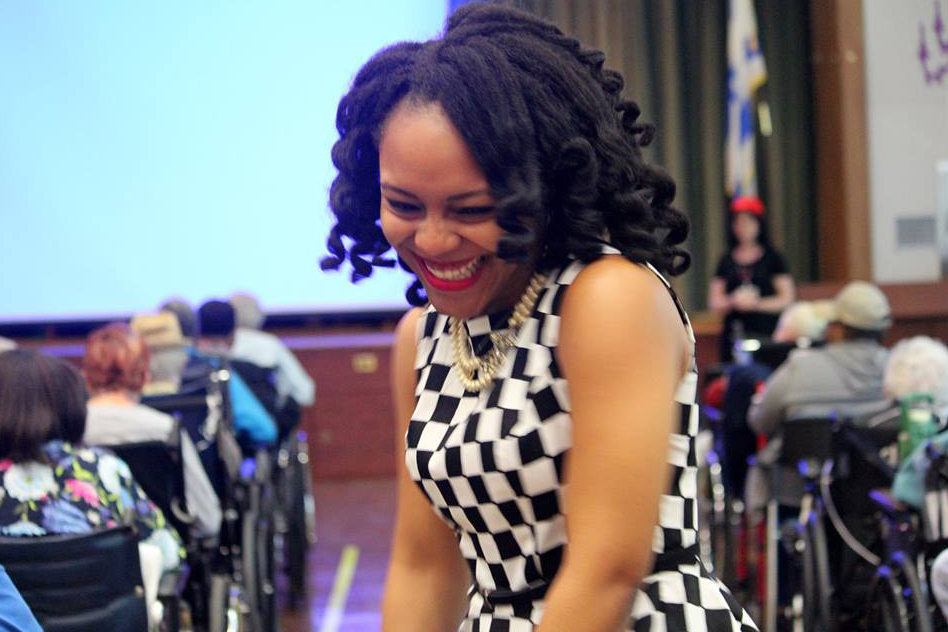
[459,309,515,359]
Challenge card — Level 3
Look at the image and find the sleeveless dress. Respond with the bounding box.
[405,259,759,631]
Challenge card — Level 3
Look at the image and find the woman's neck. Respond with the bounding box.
[88,391,138,407]
[733,242,763,263]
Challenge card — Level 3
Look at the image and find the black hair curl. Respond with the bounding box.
[321,3,690,306]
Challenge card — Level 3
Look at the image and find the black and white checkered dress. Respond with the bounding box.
[405,259,759,631]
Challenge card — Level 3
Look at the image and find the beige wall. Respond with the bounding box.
[863,0,948,282]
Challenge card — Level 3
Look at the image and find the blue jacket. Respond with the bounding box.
[186,349,277,447]
[0,565,42,632]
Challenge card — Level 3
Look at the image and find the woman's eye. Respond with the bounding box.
[386,199,421,213]
[454,206,495,218]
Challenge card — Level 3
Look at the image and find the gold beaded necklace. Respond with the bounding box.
[448,272,546,392]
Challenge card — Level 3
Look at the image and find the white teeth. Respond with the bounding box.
[426,257,483,281]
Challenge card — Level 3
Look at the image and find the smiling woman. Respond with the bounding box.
[378,99,534,319]
[320,4,758,631]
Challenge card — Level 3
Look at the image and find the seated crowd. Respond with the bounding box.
[708,279,948,629]
[0,294,314,631]
[4,279,948,630]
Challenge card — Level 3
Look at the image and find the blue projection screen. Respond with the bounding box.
[0,2,446,323]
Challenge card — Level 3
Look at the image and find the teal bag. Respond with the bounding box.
[892,431,948,509]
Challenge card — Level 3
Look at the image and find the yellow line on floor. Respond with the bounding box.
[320,544,360,632]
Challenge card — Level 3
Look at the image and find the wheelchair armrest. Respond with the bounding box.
[869,488,915,522]
[158,565,190,598]
[170,497,197,527]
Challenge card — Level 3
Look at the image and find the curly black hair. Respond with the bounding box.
[321,2,690,306]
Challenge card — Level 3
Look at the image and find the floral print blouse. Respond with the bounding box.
[0,441,183,570]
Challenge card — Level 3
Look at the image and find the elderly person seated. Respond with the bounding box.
[159,298,199,345]
[748,281,893,504]
[191,300,277,449]
[228,293,315,439]
[229,292,315,408]
[771,299,834,346]
[83,323,221,538]
[712,300,832,497]
[135,303,277,450]
[747,282,893,624]
[884,335,948,418]
[0,349,183,564]
[872,336,948,620]
[131,311,190,396]
[853,334,948,459]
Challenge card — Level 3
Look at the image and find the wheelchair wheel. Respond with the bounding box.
[209,574,231,632]
[808,514,834,631]
[867,569,911,632]
[241,509,263,632]
[705,458,737,585]
[285,452,310,607]
[257,508,278,632]
[798,523,818,632]
[896,553,933,632]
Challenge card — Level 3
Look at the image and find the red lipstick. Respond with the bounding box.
[416,256,486,292]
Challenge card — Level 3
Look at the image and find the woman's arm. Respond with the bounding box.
[536,258,689,632]
[381,308,471,631]
[755,274,795,313]
[707,277,731,313]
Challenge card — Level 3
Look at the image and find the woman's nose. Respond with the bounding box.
[413,215,461,257]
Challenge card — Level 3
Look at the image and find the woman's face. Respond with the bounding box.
[378,100,534,319]
[731,212,760,245]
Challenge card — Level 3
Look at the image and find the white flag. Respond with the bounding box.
[725,0,768,197]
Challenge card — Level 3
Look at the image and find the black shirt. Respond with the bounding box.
[714,248,789,360]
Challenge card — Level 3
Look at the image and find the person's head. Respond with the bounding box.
[0,350,87,462]
[131,312,188,394]
[229,293,265,330]
[321,3,689,317]
[884,336,948,407]
[826,281,892,343]
[772,301,830,344]
[159,298,198,341]
[198,300,236,342]
[83,323,150,397]
[727,196,771,249]
[131,311,185,350]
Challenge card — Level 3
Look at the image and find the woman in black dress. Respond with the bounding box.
[708,196,795,362]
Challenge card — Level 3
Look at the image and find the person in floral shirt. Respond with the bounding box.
[0,349,183,570]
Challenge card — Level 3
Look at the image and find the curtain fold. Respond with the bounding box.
[448,0,816,310]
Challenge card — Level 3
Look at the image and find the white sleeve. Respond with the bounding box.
[180,431,222,537]
[276,342,316,406]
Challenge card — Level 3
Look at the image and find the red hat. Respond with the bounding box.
[730,196,765,216]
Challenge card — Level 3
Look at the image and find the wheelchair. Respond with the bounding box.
[227,360,316,611]
[698,336,811,612]
[142,361,279,632]
[863,436,948,632]
[0,526,149,632]
[274,429,316,608]
[762,409,945,632]
[106,435,195,631]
